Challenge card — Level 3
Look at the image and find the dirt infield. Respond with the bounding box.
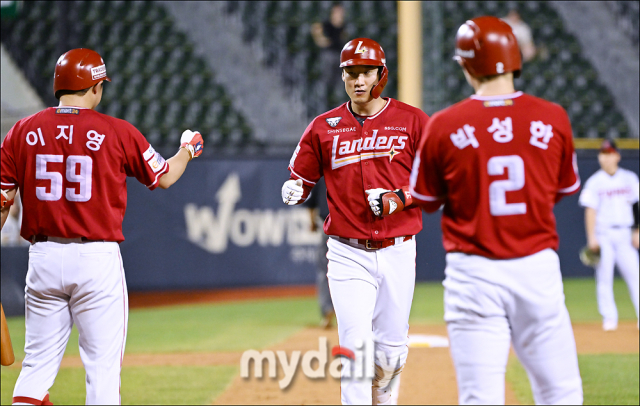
[12,321,631,404]
[213,322,638,405]
[8,285,637,404]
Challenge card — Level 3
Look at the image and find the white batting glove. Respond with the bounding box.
[366,188,391,217]
[282,179,304,205]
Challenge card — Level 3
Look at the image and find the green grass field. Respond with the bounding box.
[1,278,638,405]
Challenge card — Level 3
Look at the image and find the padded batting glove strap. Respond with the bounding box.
[282,179,304,205]
[180,129,204,160]
[1,190,14,209]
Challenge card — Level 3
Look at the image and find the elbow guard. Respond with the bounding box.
[634,201,639,229]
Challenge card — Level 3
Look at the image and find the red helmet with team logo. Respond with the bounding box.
[453,16,522,79]
[340,38,388,99]
[53,48,111,99]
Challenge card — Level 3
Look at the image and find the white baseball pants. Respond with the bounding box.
[595,227,639,324]
[327,237,416,405]
[443,249,583,405]
[13,240,128,405]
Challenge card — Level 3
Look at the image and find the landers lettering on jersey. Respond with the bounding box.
[55,107,80,115]
[331,129,408,169]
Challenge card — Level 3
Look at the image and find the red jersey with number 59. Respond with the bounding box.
[410,92,580,259]
[1,106,169,243]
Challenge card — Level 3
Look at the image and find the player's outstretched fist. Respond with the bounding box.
[180,130,204,160]
[282,179,304,205]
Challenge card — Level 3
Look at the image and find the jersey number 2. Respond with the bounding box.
[488,155,526,216]
[36,154,92,202]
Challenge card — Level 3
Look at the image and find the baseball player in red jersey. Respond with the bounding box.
[410,17,583,405]
[282,38,429,405]
[0,48,203,405]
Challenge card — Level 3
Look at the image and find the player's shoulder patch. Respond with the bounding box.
[326,117,342,127]
[55,107,80,115]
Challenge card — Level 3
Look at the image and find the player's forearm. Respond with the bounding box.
[0,208,9,230]
[585,207,598,243]
[0,189,17,230]
[158,148,191,189]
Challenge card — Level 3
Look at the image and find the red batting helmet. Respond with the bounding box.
[340,38,388,99]
[453,16,522,79]
[53,48,111,99]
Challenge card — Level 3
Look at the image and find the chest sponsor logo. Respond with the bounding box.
[327,126,357,134]
[331,129,408,169]
[326,117,342,127]
[55,108,80,115]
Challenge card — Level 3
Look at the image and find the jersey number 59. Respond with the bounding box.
[488,155,526,216]
[36,154,93,202]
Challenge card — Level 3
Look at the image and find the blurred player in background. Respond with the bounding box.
[282,38,429,405]
[578,139,639,331]
[411,16,583,405]
[311,3,347,88]
[0,48,203,405]
[502,9,537,62]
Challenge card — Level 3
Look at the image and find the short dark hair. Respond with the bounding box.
[55,86,92,100]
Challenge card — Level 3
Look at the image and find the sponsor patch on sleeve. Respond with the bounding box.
[55,107,80,115]
[147,152,166,173]
[143,145,155,161]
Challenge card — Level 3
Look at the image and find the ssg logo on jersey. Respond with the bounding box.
[326,117,342,128]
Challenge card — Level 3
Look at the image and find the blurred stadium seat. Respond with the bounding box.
[435,1,630,139]
[0,0,260,154]
[225,0,399,119]
[226,0,632,139]
[607,1,639,50]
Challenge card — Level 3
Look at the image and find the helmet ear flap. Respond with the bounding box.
[371,66,388,99]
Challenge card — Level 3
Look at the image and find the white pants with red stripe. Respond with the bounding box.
[327,237,416,405]
[13,240,128,405]
[444,249,583,405]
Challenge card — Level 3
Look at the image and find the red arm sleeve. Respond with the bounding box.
[1,124,18,190]
[555,109,581,202]
[409,116,446,213]
[288,120,323,202]
[120,121,169,190]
